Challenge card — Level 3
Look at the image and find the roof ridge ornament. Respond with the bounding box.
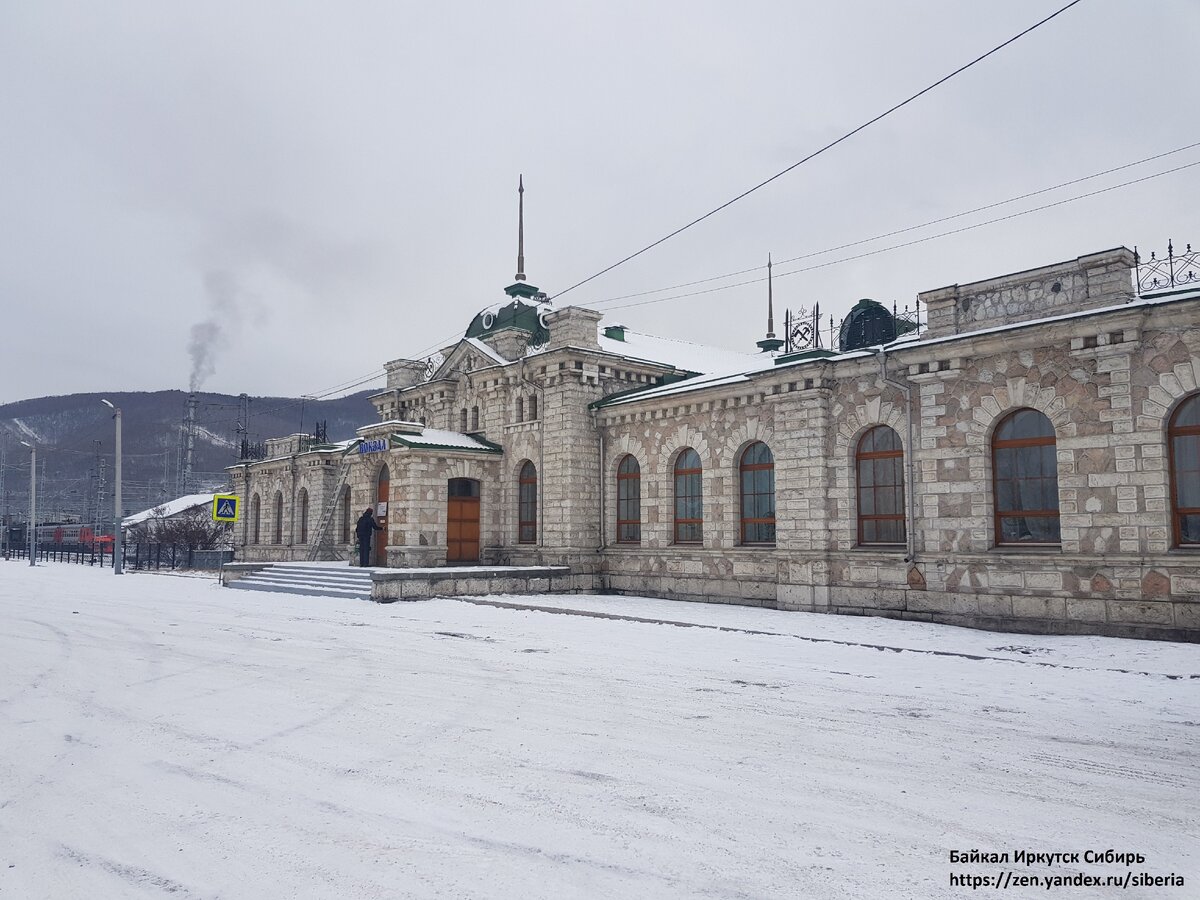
[504,175,542,300]
[515,175,526,282]
[756,252,785,353]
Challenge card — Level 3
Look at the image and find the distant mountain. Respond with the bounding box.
[0,389,377,525]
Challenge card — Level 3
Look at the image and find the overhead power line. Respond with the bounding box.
[597,158,1200,313]
[581,140,1200,308]
[549,0,1088,302]
[251,137,1194,412]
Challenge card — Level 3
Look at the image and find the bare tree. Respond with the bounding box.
[145,506,232,550]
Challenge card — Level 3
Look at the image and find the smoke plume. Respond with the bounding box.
[188,269,238,393]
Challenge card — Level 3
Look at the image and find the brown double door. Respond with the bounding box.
[447,478,480,563]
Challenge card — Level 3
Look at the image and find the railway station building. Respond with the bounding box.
[227,214,1200,642]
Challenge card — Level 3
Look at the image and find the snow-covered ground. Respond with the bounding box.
[1,564,1196,899]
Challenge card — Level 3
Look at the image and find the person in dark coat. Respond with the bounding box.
[355,507,382,567]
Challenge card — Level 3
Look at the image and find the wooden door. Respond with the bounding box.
[374,466,390,566]
[447,478,480,563]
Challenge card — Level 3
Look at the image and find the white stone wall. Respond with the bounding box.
[595,299,1200,640]
[228,284,1200,640]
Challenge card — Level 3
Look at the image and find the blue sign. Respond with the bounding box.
[212,495,240,522]
[358,438,389,454]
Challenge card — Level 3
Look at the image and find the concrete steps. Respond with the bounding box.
[226,564,374,601]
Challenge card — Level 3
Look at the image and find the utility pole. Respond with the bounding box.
[235,392,250,461]
[20,442,35,566]
[101,400,124,575]
[183,393,197,495]
[0,443,6,558]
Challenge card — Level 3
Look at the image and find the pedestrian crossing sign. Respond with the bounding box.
[212,495,240,522]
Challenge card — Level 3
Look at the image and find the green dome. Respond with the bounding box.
[465,297,551,344]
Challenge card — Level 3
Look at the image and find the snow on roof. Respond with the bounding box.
[123,493,215,529]
[906,289,1200,351]
[597,290,1200,409]
[597,329,763,376]
[392,428,500,452]
[464,337,510,365]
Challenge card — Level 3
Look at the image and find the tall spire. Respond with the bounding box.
[766,253,775,338]
[756,252,784,353]
[515,175,526,282]
[504,175,541,300]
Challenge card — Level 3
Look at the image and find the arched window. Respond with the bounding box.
[857,426,905,545]
[739,441,775,545]
[616,454,641,543]
[673,448,703,543]
[1169,394,1200,545]
[339,485,351,544]
[516,396,525,423]
[471,406,480,431]
[529,393,538,421]
[272,491,284,544]
[993,408,1059,544]
[298,488,309,544]
[250,494,261,544]
[518,461,537,544]
[460,409,468,432]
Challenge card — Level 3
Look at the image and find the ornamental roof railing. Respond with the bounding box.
[1135,240,1198,296]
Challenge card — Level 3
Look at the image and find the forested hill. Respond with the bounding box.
[0,389,377,521]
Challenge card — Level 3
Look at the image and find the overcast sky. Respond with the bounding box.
[2,0,1198,405]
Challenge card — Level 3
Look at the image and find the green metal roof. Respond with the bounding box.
[464,296,548,343]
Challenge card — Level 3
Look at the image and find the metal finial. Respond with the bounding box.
[515,175,526,282]
[766,253,775,338]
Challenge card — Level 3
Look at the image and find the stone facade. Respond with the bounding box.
[228,247,1200,641]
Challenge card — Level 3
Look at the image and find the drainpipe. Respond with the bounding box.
[877,348,917,564]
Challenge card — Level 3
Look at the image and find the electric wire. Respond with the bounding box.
[549,0,1088,301]
[596,158,1200,313]
[580,140,1200,308]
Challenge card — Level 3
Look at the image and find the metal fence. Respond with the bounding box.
[4,542,234,571]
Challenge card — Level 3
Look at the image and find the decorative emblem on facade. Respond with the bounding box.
[422,351,445,382]
[784,304,822,353]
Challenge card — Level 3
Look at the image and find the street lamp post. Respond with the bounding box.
[101,400,123,575]
[19,441,35,567]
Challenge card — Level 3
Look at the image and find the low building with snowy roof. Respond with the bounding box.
[122,493,218,541]
[226,184,1200,642]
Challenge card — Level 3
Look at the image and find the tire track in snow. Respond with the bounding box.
[454,597,1200,680]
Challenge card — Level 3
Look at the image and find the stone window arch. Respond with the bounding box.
[529,393,538,421]
[1168,393,1200,546]
[297,488,309,544]
[992,408,1059,545]
[516,396,525,423]
[518,460,537,544]
[250,494,261,544]
[856,425,905,545]
[339,485,352,544]
[673,447,703,544]
[616,454,641,544]
[272,491,284,544]
[739,441,775,545]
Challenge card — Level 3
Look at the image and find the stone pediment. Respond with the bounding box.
[429,339,507,382]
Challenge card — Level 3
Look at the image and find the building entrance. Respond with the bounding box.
[447,478,480,563]
[374,465,390,566]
